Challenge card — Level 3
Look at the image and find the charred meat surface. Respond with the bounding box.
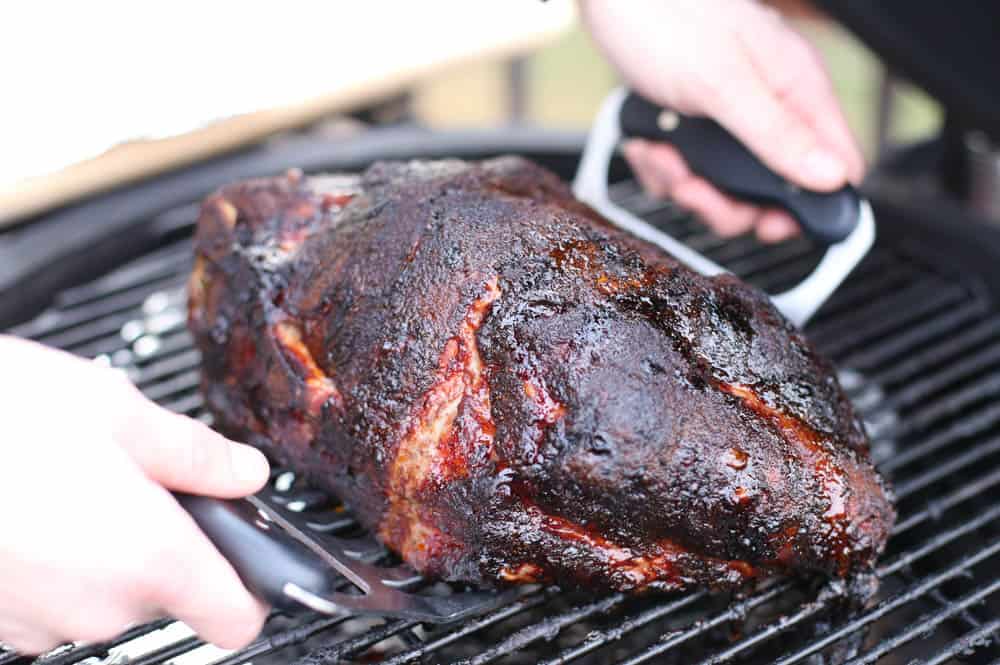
[188,157,895,592]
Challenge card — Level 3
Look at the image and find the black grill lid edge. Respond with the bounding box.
[6,128,1000,332]
[0,128,598,329]
[813,1,1000,142]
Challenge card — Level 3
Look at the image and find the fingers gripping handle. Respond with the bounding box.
[618,92,860,245]
[573,87,875,327]
[173,492,332,613]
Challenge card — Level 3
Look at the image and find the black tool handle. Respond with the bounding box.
[173,492,331,612]
[619,91,859,245]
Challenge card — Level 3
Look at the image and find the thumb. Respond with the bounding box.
[705,68,848,193]
[115,385,270,497]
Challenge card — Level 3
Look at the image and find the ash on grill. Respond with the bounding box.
[4,180,1000,665]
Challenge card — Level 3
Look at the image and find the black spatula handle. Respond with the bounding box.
[173,492,330,612]
[619,91,859,245]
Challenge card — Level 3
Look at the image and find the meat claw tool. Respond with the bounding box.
[574,87,875,328]
[173,492,519,622]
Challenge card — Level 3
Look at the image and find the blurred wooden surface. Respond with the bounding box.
[0,1,574,227]
[2,0,945,228]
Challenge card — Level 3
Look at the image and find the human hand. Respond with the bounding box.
[0,336,270,654]
[580,0,865,242]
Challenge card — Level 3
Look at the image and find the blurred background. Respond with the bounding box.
[0,1,947,226]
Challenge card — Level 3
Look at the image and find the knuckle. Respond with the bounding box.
[72,618,130,645]
[642,175,671,199]
[783,123,821,161]
[745,99,787,140]
[754,3,784,27]
[183,430,209,476]
[623,145,645,170]
[56,603,138,646]
[103,365,140,396]
[124,564,164,607]
[13,637,60,655]
[0,624,59,655]
[766,63,807,100]
[130,540,185,606]
[215,613,265,649]
[793,34,824,68]
[678,73,723,113]
[747,108,814,167]
[766,51,816,102]
[179,421,224,480]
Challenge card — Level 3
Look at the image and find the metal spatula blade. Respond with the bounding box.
[174,491,519,623]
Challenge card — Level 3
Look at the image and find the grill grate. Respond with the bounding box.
[5,178,1000,664]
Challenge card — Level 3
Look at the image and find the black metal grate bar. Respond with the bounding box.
[533,591,709,665]
[893,434,1000,499]
[857,312,1000,384]
[879,338,1000,411]
[9,273,185,343]
[809,281,969,358]
[455,594,627,665]
[289,619,418,665]
[882,402,1000,474]
[723,237,814,273]
[210,616,346,665]
[162,392,205,416]
[803,253,915,322]
[606,500,1000,665]
[51,242,194,310]
[921,619,1000,665]
[616,582,794,665]
[767,537,1000,665]
[122,636,203,665]
[893,464,1000,535]
[845,582,1000,665]
[378,592,554,665]
[870,367,1000,438]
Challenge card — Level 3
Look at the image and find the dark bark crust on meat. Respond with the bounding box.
[188,157,895,592]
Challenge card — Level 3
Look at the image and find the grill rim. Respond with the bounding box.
[0,128,590,328]
[7,126,1000,328]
